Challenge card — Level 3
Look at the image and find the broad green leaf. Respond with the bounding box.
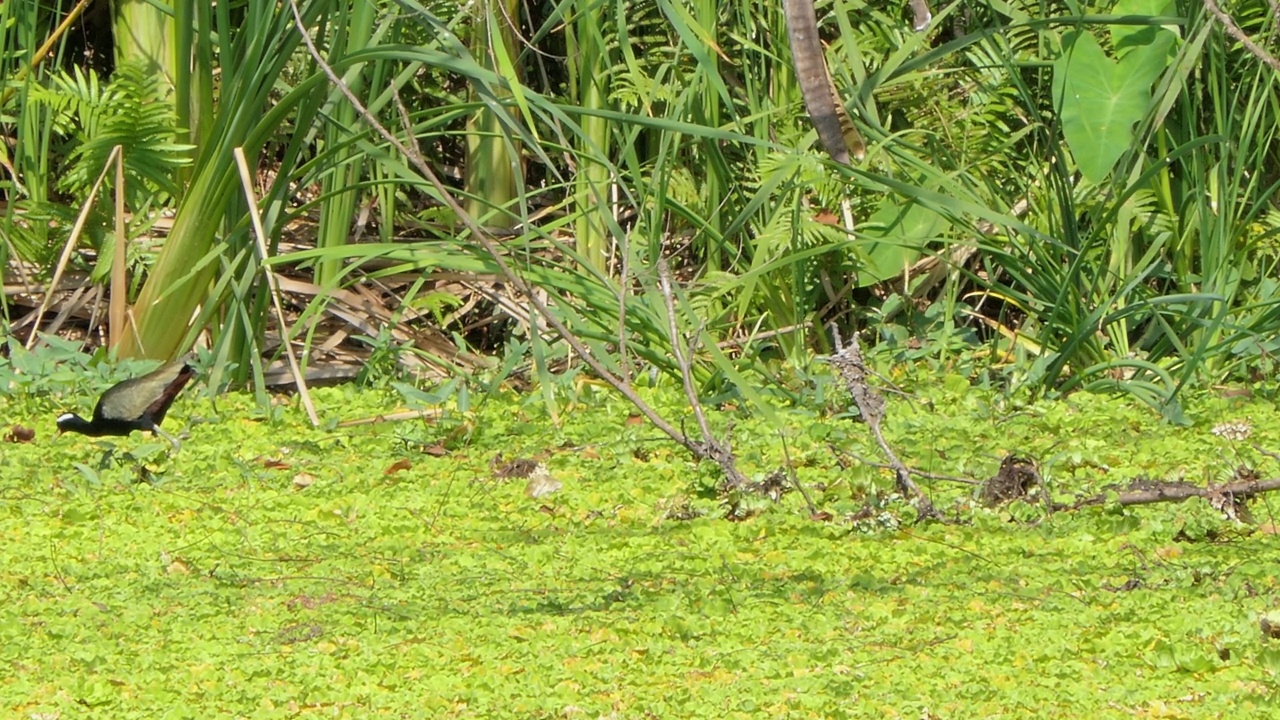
[1052,29,1172,182]
[856,196,943,285]
[1111,0,1179,52]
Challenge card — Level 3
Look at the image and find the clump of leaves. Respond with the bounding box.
[31,61,192,204]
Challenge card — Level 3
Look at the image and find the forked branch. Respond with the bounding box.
[657,260,748,489]
[825,330,938,520]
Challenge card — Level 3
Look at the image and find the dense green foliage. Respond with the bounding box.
[2,0,1277,410]
[4,367,1280,715]
[5,2,1280,714]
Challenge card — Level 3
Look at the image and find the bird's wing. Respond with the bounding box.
[96,361,194,423]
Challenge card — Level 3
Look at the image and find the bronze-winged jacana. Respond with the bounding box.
[56,360,195,451]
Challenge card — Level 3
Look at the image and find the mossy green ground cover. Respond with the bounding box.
[3,379,1280,717]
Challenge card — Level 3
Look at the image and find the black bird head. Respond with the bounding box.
[56,412,94,436]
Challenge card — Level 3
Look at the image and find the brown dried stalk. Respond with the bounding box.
[825,330,938,520]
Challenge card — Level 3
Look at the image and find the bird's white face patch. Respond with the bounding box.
[56,413,76,423]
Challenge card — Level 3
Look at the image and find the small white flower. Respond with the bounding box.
[1211,420,1252,441]
[525,463,562,498]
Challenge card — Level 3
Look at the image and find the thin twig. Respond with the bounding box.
[1070,477,1280,509]
[110,146,127,349]
[714,323,812,351]
[830,446,980,485]
[1202,0,1280,71]
[28,145,123,350]
[617,228,632,384]
[1254,444,1280,465]
[656,259,747,488]
[657,261,715,448]
[0,0,94,107]
[780,431,820,515]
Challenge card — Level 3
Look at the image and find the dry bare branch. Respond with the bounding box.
[825,329,938,519]
[1071,477,1280,510]
[657,260,748,489]
[1202,0,1280,72]
[234,148,320,427]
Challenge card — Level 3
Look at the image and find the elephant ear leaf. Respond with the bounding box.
[1053,23,1175,183]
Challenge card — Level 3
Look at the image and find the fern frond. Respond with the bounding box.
[55,61,193,202]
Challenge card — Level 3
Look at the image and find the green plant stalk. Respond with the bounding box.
[365,32,398,246]
[17,95,54,266]
[171,0,215,190]
[114,0,173,90]
[693,0,723,266]
[567,4,611,273]
[464,0,522,230]
[120,0,330,361]
[5,0,54,266]
[172,0,192,152]
[114,0,180,211]
[316,0,377,287]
